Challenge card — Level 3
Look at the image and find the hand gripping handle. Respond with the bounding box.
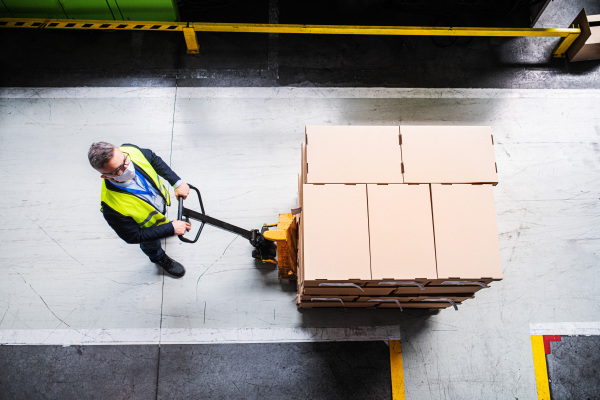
[177,184,205,243]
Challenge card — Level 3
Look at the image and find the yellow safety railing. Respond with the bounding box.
[0,17,580,57]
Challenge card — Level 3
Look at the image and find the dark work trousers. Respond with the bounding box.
[140,239,165,262]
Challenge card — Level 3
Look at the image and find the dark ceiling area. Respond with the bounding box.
[177,0,541,27]
[0,0,598,88]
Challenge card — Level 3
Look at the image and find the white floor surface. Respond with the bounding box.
[1,87,599,399]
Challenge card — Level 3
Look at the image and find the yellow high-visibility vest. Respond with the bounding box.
[100,145,171,228]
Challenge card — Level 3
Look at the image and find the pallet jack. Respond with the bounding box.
[177,184,298,280]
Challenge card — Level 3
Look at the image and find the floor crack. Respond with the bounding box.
[28,283,70,328]
[0,299,10,327]
[32,220,84,267]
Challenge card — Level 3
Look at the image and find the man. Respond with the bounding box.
[88,142,191,278]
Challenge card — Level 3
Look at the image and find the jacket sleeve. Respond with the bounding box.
[102,202,175,244]
[123,144,181,186]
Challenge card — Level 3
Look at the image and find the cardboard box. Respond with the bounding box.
[302,285,394,296]
[567,10,600,62]
[361,300,408,309]
[296,175,303,282]
[407,298,463,310]
[297,125,502,310]
[364,280,432,288]
[357,294,473,302]
[303,280,367,287]
[427,278,494,285]
[305,125,403,184]
[298,301,377,309]
[412,294,474,302]
[367,184,437,280]
[377,302,450,309]
[392,285,485,295]
[300,295,358,302]
[301,143,308,184]
[401,126,498,184]
[302,184,372,281]
[298,174,303,211]
[357,296,423,303]
[431,184,502,280]
[357,299,457,309]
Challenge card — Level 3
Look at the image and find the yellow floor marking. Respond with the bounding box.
[531,335,551,400]
[389,339,406,400]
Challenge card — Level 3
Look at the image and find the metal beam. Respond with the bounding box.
[0,18,182,31]
[0,18,581,58]
[182,26,199,54]
[552,30,580,58]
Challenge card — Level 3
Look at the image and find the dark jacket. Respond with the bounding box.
[101,144,180,244]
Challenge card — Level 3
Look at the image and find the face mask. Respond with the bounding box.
[111,161,136,183]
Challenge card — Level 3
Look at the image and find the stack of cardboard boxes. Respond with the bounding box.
[296,125,502,310]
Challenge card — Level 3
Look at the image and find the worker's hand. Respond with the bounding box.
[172,220,191,235]
[175,182,190,200]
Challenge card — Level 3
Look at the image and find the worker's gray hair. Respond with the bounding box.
[88,142,116,170]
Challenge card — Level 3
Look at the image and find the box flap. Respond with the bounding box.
[301,142,307,184]
[367,184,437,279]
[566,9,596,62]
[305,125,403,183]
[303,184,371,280]
[401,125,498,184]
[588,15,600,45]
[431,184,502,280]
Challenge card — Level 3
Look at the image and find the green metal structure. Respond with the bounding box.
[0,0,179,21]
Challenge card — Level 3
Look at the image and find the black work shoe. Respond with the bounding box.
[155,253,186,278]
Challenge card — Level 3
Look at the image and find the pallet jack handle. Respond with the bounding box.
[177,183,295,279]
[177,184,205,243]
[177,183,257,244]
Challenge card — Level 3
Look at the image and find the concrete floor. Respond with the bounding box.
[546,335,600,400]
[0,342,394,399]
[1,0,600,399]
[1,86,599,399]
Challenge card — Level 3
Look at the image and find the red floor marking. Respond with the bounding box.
[543,335,561,354]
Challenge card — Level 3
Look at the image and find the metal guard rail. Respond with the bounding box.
[0,18,581,58]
